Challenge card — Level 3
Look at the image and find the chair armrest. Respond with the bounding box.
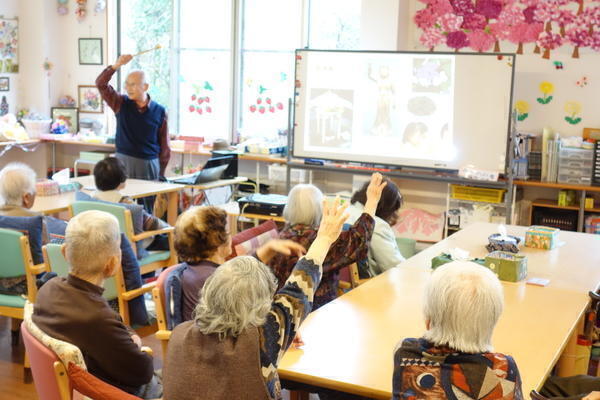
[30,263,48,275]
[132,227,175,242]
[141,346,153,356]
[121,281,157,301]
[155,330,172,341]
[338,281,352,290]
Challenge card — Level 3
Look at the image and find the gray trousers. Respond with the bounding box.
[541,375,600,399]
[116,152,159,213]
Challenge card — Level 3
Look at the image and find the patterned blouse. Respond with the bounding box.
[268,213,375,309]
[259,257,322,400]
[393,338,523,400]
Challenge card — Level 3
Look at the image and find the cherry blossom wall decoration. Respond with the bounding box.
[414,0,600,59]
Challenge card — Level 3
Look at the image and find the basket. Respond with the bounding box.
[21,119,52,138]
[450,185,506,203]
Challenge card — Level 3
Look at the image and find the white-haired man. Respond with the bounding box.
[392,261,523,399]
[0,162,40,217]
[32,211,161,398]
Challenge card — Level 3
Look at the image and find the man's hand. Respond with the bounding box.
[256,239,306,264]
[131,333,142,349]
[583,392,600,400]
[305,197,349,265]
[112,54,133,70]
[363,172,388,217]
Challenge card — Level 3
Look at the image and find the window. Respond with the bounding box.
[117,0,361,140]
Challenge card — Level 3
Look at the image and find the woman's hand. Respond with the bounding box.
[306,197,349,265]
[256,239,306,264]
[364,173,388,217]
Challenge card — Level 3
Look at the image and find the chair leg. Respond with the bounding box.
[11,318,21,346]
[289,391,309,400]
[23,351,32,383]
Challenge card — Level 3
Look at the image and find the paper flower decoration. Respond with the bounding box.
[462,13,487,29]
[439,13,464,31]
[51,120,69,134]
[537,31,563,59]
[566,26,591,58]
[537,81,554,104]
[420,27,445,50]
[467,29,496,52]
[476,0,503,20]
[446,31,469,50]
[450,0,475,16]
[514,100,530,121]
[564,101,582,125]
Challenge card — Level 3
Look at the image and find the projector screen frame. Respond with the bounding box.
[291,49,517,174]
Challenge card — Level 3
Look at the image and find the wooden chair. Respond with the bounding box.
[70,201,176,275]
[0,228,47,343]
[152,264,181,358]
[43,243,156,327]
[229,219,279,259]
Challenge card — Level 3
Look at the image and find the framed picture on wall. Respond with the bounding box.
[78,38,103,65]
[0,77,9,91]
[78,85,104,113]
[51,107,79,134]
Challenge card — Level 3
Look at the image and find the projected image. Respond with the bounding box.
[412,58,452,93]
[407,96,437,116]
[308,88,354,148]
[368,64,396,137]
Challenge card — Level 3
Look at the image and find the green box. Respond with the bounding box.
[484,251,528,282]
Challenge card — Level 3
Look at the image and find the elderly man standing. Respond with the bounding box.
[392,261,523,400]
[33,210,161,398]
[96,55,170,211]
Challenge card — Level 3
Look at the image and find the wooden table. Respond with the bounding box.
[32,176,184,226]
[278,222,596,398]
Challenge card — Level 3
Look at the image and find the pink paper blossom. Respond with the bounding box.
[462,12,487,29]
[420,27,446,49]
[526,22,544,42]
[590,31,600,51]
[414,7,438,29]
[508,22,531,53]
[498,5,525,26]
[523,5,537,24]
[450,0,475,16]
[489,21,511,41]
[475,0,503,19]
[439,12,464,31]
[467,29,496,51]
[446,30,470,49]
[582,6,600,27]
[537,31,563,58]
[566,25,591,58]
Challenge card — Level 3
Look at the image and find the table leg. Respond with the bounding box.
[166,192,178,226]
[556,314,585,376]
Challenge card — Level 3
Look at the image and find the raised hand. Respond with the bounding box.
[256,239,306,264]
[306,196,349,265]
[113,54,133,70]
[364,172,388,217]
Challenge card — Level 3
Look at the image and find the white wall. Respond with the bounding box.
[361,0,401,51]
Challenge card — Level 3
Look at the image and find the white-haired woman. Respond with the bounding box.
[162,198,350,400]
[269,173,386,309]
[392,261,523,400]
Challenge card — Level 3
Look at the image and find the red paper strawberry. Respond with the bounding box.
[257,98,262,104]
[276,102,283,110]
[206,106,212,113]
[266,98,271,105]
[205,97,210,103]
[198,98,204,105]
[196,107,203,114]
[249,105,256,113]
[258,106,265,114]
[191,94,197,101]
[189,105,195,112]
[269,106,275,113]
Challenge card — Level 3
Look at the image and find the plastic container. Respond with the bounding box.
[449,185,505,203]
[559,158,593,169]
[560,147,594,160]
[21,119,52,138]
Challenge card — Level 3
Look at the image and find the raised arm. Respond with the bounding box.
[95,55,132,113]
[260,197,348,365]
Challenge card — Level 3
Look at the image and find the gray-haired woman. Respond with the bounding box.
[162,198,352,400]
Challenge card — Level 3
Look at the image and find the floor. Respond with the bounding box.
[0,316,316,400]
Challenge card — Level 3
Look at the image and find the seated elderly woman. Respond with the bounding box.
[0,162,40,217]
[175,205,305,321]
[268,172,387,309]
[163,198,349,400]
[33,210,161,399]
[392,261,523,399]
[346,177,404,277]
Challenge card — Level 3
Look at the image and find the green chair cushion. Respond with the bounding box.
[0,293,26,308]
[139,251,171,267]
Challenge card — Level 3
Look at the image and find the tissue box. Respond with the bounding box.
[486,234,521,253]
[36,180,59,196]
[525,226,560,250]
[484,251,528,282]
[59,182,82,194]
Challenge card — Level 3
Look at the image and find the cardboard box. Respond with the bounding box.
[525,226,560,250]
[485,251,528,282]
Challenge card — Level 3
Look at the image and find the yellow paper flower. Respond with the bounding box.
[539,81,554,95]
[514,100,530,114]
[564,101,582,116]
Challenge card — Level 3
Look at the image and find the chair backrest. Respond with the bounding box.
[43,243,118,301]
[229,220,279,259]
[70,201,134,240]
[21,323,70,400]
[0,228,29,278]
[154,264,181,331]
[396,237,417,259]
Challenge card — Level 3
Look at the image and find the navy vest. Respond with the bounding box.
[115,96,165,160]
